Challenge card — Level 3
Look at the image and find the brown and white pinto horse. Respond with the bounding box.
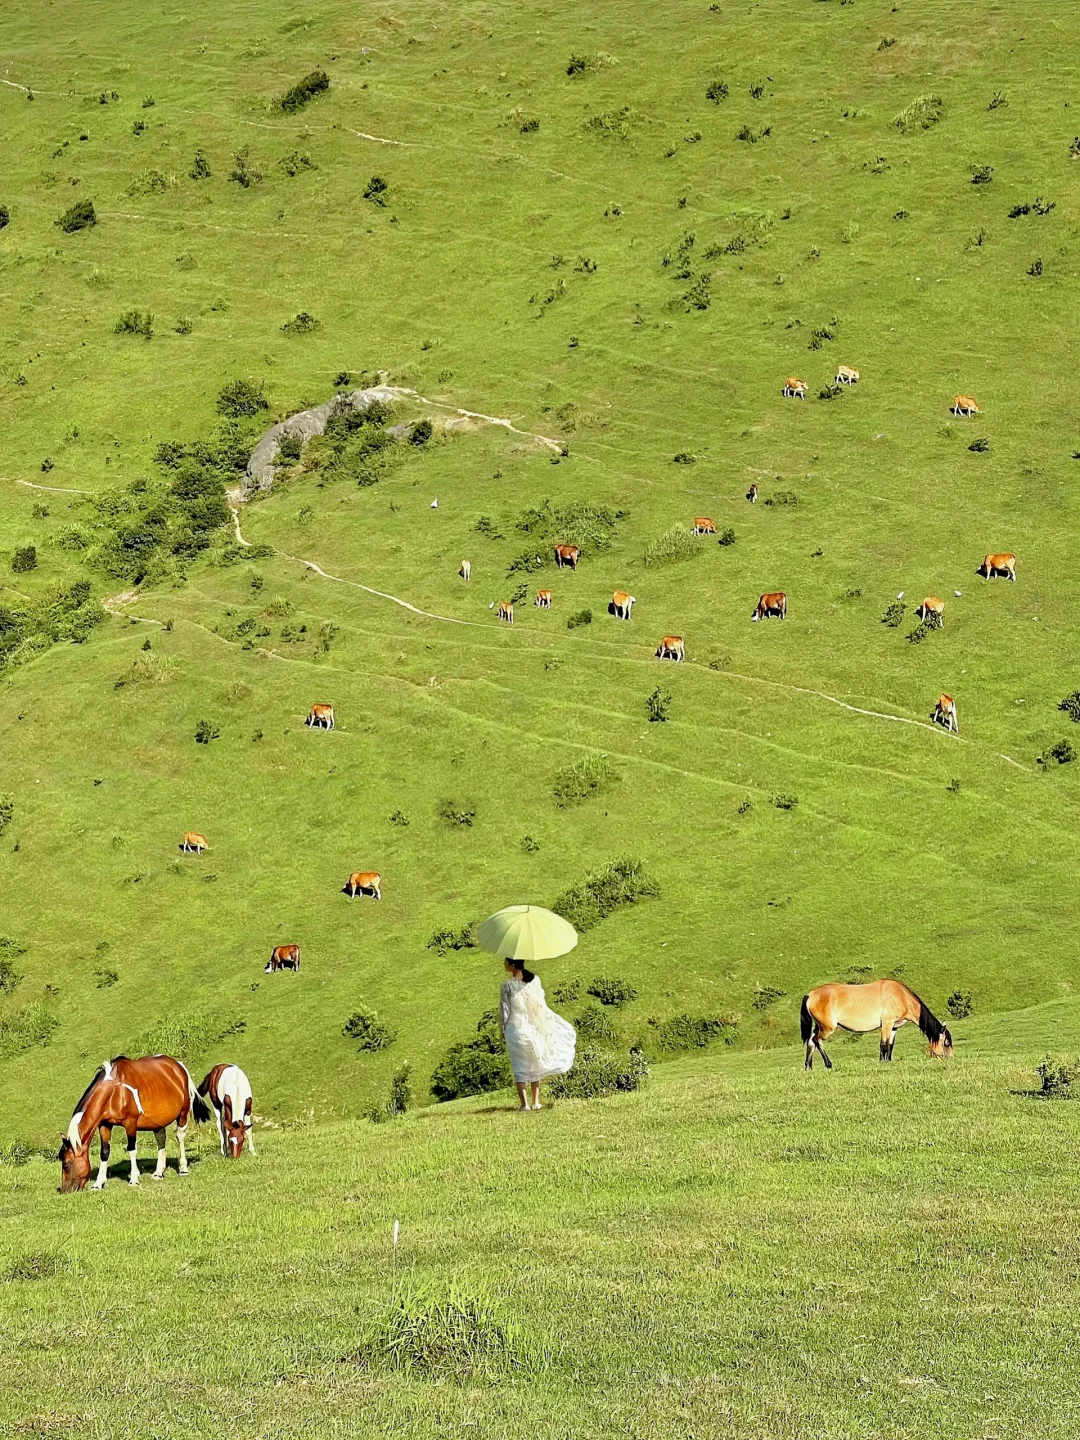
[180,832,208,854]
[306,704,335,730]
[746,483,758,503]
[554,544,580,570]
[801,980,953,1070]
[197,1063,257,1158]
[692,517,717,535]
[266,943,301,972]
[753,591,787,621]
[656,635,685,662]
[58,1055,208,1191]
[982,552,1016,582]
[344,870,382,899]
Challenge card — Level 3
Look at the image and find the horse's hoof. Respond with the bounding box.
[152,1173,165,1182]
[178,1167,189,1176]
[129,1180,140,1188]
[91,1183,105,1191]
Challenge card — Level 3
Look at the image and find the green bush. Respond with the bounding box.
[574,1003,616,1042]
[343,1006,398,1052]
[0,205,9,230]
[217,379,269,418]
[131,1010,244,1059]
[280,69,330,113]
[436,799,475,827]
[764,490,798,507]
[279,150,318,176]
[0,1003,60,1060]
[894,94,943,133]
[190,149,211,179]
[587,976,638,1007]
[114,309,153,338]
[426,924,475,956]
[772,793,798,810]
[194,718,220,744]
[1048,738,1075,765]
[281,311,321,335]
[517,498,625,556]
[971,164,994,185]
[1058,691,1080,723]
[365,1064,412,1122]
[364,176,389,206]
[55,199,96,232]
[409,418,433,446]
[11,546,36,573]
[643,524,699,568]
[552,752,619,808]
[229,148,261,187]
[645,1012,738,1053]
[566,608,592,629]
[430,1015,513,1101]
[705,78,729,103]
[946,989,973,1020]
[552,979,581,1004]
[717,527,736,546]
[0,941,24,994]
[1036,1055,1080,1099]
[362,1282,534,1378]
[553,857,659,933]
[548,1045,648,1099]
[882,600,906,627]
[752,984,786,1011]
[646,686,671,723]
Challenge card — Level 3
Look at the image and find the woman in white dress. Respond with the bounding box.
[500,958,577,1110]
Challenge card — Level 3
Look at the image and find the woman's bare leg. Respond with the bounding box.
[515,1083,531,1110]
[530,1082,542,1110]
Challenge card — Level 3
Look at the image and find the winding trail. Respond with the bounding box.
[16,479,91,495]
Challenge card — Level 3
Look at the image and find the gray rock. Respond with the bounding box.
[243,385,403,493]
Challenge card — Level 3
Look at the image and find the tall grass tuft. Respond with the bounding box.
[894,94,943,133]
[131,1010,244,1060]
[0,1002,60,1060]
[552,753,619,808]
[643,524,700,568]
[553,857,659,932]
[361,1283,539,1377]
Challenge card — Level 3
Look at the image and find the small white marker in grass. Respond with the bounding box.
[430,499,438,508]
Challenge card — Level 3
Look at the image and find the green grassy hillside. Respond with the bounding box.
[3,0,1080,1142]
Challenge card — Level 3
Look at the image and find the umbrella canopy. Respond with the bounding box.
[476,904,578,962]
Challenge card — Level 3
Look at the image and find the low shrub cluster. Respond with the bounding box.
[343,1006,398,1052]
[364,1065,411,1122]
[1036,1055,1080,1098]
[946,988,973,1019]
[548,1045,648,1099]
[752,984,786,1010]
[643,525,699,568]
[0,938,24,993]
[553,857,659,933]
[426,924,475,956]
[646,686,671,723]
[552,752,619,807]
[645,1012,738,1053]
[436,799,475,827]
[516,498,626,558]
[305,397,400,489]
[114,309,153,338]
[573,1003,616,1042]
[0,1002,60,1060]
[55,199,96,233]
[360,1283,535,1378]
[587,976,638,1006]
[0,581,103,676]
[430,1013,513,1101]
[131,1011,244,1059]
[566,608,592,629]
[280,69,329,113]
[894,94,943,133]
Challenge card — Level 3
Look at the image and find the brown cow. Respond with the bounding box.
[692,517,717,535]
[534,589,553,609]
[344,871,382,899]
[982,552,1016,582]
[554,544,580,570]
[306,704,335,730]
[835,365,860,385]
[752,592,787,621]
[656,635,685,662]
[782,377,808,399]
[746,483,758,503]
[932,694,958,733]
[918,596,945,624]
[611,590,636,620]
[265,944,301,973]
[952,395,979,416]
[497,601,514,624]
[180,832,208,854]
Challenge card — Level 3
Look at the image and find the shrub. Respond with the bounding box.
[772,793,798,810]
[0,1002,60,1060]
[882,600,906,627]
[574,1002,616,1042]
[520,118,539,133]
[521,834,540,853]
[343,1006,398,1052]
[409,418,433,446]
[11,546,37,573]
[280,69,330,113]
[683,273,711,310]
[131,1010,244,1059]
[516,497,625,555]
[587,976,638,1007]
[548,1045,648,1099]
[278,431,304,462]
[971,163,994,185]
[194,718,220,744]
[279,150,317,176]
[0,205,9,230]
[363,1283,533,1378]
[436,799,475,827]
[646,686,671,723]
[566,608,592,629]
[988,90,1008,110]
[553,857,659,933]
[764,490,798,507]
[946,989,973,1020]
[643,524,699,568]
[364,176,389,206]
[1036,1055,1080,1099]
[752,984,786,1010]
[426,925,475,956]
[94,967,119,989]
[552,752,619,808]
[366,1064,412,1122]
[55,199,96,232]
[430,1014,513,1100]
[2,1250,72,1283]
[389,808,409,826]
[552,979,581,1004]
[583,108,632,141]
[1032,196,1056,216]
[1048,738,1075,765]
[228,148,261,187]
[1058,691,1080,723]
[1028,257,1044,278]
[174,317,193,335]
[646,1013,738,1053]
[114,309,153,338]
[0,946,23,994]
[968,436,990,453]
[717,527,736,546]
[818,383,843,401]
[123,652,178,686]
[894,94,943,133]
[217,379,269,418]
[190,149,211,179]
[281,311,321,335]
[906,621,931,645]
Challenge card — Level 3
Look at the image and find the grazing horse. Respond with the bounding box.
[782,377,807,399]
[306,703,335,730]
[801,979,953,1069]
[917,596,945,624]
[554,544,580,570]
[344,870,382,899]
[265,943,301,973]
[656,635,685,662]
[198,1063,257,1158]
[58,1055,208,1192]
[746,483,758,503]
[459,560,471,582]
[753,591,787,621]
[835,365,860,385]
[932,693,958,733]
[692,517,717,535]
[952,395,979,416]
[611,590,636,620]
[982,552,1016,582]
[534,589,553,609]
[180,832,208,854]
[497,600,514,625]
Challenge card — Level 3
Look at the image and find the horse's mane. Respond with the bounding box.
[71,1065,106,1117]
[911,992,948,1043]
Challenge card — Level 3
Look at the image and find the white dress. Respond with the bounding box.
[500,977,577,1083]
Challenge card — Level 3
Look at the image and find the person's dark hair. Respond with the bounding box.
[506,958,536,984]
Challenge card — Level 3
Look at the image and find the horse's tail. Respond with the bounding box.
[181,1062,211,1124]
[800,994,814,1043]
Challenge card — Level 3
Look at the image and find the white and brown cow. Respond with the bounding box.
[932,694,958,733]
[753,592,787,621]
[782,377,808,399]
[692,517,717,536]
[306,704,335,730]
[554,544,581,570]
[656,635,685,662]
[265,943,301,973]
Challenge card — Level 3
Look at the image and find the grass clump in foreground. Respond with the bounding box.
[0,1002,59,1060]
[554,857,659,932]
[645,1012,739,1053]
[551,752,619,807]
[547,1044,648,1098]
[359,1282,540,1377]
[643,524,699,567]
[430,1013,512,1100]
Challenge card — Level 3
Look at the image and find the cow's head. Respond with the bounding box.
[58,1135,91,1192]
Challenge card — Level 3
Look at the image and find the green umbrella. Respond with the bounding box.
[476,904,578,962]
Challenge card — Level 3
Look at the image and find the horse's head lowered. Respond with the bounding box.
[222,1095,250,1159]
[929,1025,954,1059]
[57,1136,92,1192]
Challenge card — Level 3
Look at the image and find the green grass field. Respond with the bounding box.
[2,0,1080,1431]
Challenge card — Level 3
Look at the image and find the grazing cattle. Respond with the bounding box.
[265,944,301,973]
[752,592,787,621]
[534,589,553,609]
[306,704,335,730]
[982,552,1017,582]
[58,1055,208,1192]
[180,832,208,854]
[932,694,958,733]
[197,1063,257,1159]
[554,544,581,570]
[611,590,636,620]
[497,601,514,624]
[656,635,685,662]
[692,517,717,535]
[782,377,808,399]
[952,395,979,416]
[801,980,952,1070]
[344,871,382,899]
[459,560,471,582]
[918,596,945,624]
[835,365,860,385]
[746,483,758,503]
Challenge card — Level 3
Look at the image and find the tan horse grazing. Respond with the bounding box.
[344,870,382,899]
[656,635,685,662]
[952,395,979,416]
[932,693,958,733]
[534,589,553,609]
[982,552,1016,582]
[917,596,945,624]
[58,1056,209,1191]
[496,601,514,625]
[801,980,953,1070]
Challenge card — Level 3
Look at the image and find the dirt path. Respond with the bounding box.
[16,479,91,495]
